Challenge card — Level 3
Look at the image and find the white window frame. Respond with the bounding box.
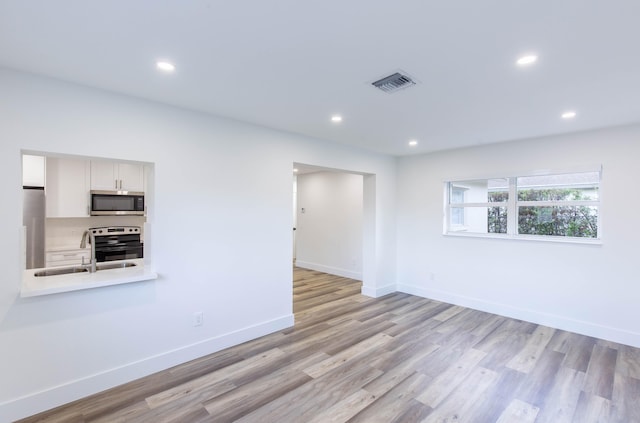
[444,168,602,244]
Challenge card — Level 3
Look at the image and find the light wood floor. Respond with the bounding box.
[17,267,640,422]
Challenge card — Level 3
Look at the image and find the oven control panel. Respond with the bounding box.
[89,226,141,236]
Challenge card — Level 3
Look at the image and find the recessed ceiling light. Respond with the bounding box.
[331,115,343,123]
[293,168,299,173]
[156,61,176,72]
[561,111,577,119]
[516,55,538,66]
[408,140,418,147]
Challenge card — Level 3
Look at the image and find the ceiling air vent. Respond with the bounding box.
[371,71,416,93]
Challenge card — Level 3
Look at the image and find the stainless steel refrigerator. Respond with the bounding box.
[23,186,45,269]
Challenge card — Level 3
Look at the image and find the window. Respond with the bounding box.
[450,186,467,227]
[445,170,601,241]
[447,178,508,234]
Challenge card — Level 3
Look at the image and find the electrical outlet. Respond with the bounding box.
[193,311,204,327]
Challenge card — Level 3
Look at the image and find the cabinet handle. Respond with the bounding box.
[115,179,118,189]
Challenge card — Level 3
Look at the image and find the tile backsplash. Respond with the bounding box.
[46,216,146,250]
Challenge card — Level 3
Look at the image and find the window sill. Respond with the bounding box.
[444,232,602,245]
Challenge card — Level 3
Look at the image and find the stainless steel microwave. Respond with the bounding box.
[90,190,145,216]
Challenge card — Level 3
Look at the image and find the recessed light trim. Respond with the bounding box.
[408,140,418,147]
[516,55,538,66]
[156,61,176,72]
[561,111,577,119]
[331,115,343,123]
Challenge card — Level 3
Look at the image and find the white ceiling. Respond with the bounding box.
[2,1,640,156]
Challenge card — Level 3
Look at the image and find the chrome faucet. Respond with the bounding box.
[80,229,97,273]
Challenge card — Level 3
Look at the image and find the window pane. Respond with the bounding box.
[451,179,508,203]
[449,206,507,234]
[517,172,599,201]
[451,187,465,203]
[518,206,598,238]
[488,206,508,233]
[451,207,464,226]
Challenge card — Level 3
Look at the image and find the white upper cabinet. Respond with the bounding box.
[90,161,117,191]
[90,161,144,192]
[22,155,45,187]
[46,157,91,217]
[117,163,145,191]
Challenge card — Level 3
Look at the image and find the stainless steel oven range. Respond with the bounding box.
[88,226,143,262]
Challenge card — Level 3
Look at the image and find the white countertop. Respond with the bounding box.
[21,259,157,297]
[46,245,90,252]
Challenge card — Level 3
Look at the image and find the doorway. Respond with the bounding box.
[292,163,365,281]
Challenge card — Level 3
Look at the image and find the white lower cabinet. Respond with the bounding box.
[46,249,90,268]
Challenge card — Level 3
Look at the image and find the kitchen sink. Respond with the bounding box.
[34,267,89,277]
[33,262,137,277]
[96,262,137,270]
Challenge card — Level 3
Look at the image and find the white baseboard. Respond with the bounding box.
[397,283,640,349]
[361,284,397,298]
[0,314,294,422]
[295,260,362,281]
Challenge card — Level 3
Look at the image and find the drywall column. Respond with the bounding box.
[361,174,377,295]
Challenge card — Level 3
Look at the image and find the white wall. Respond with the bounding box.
[296,171,363,279]
[0,68,397,421]
[396,124,640,348]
